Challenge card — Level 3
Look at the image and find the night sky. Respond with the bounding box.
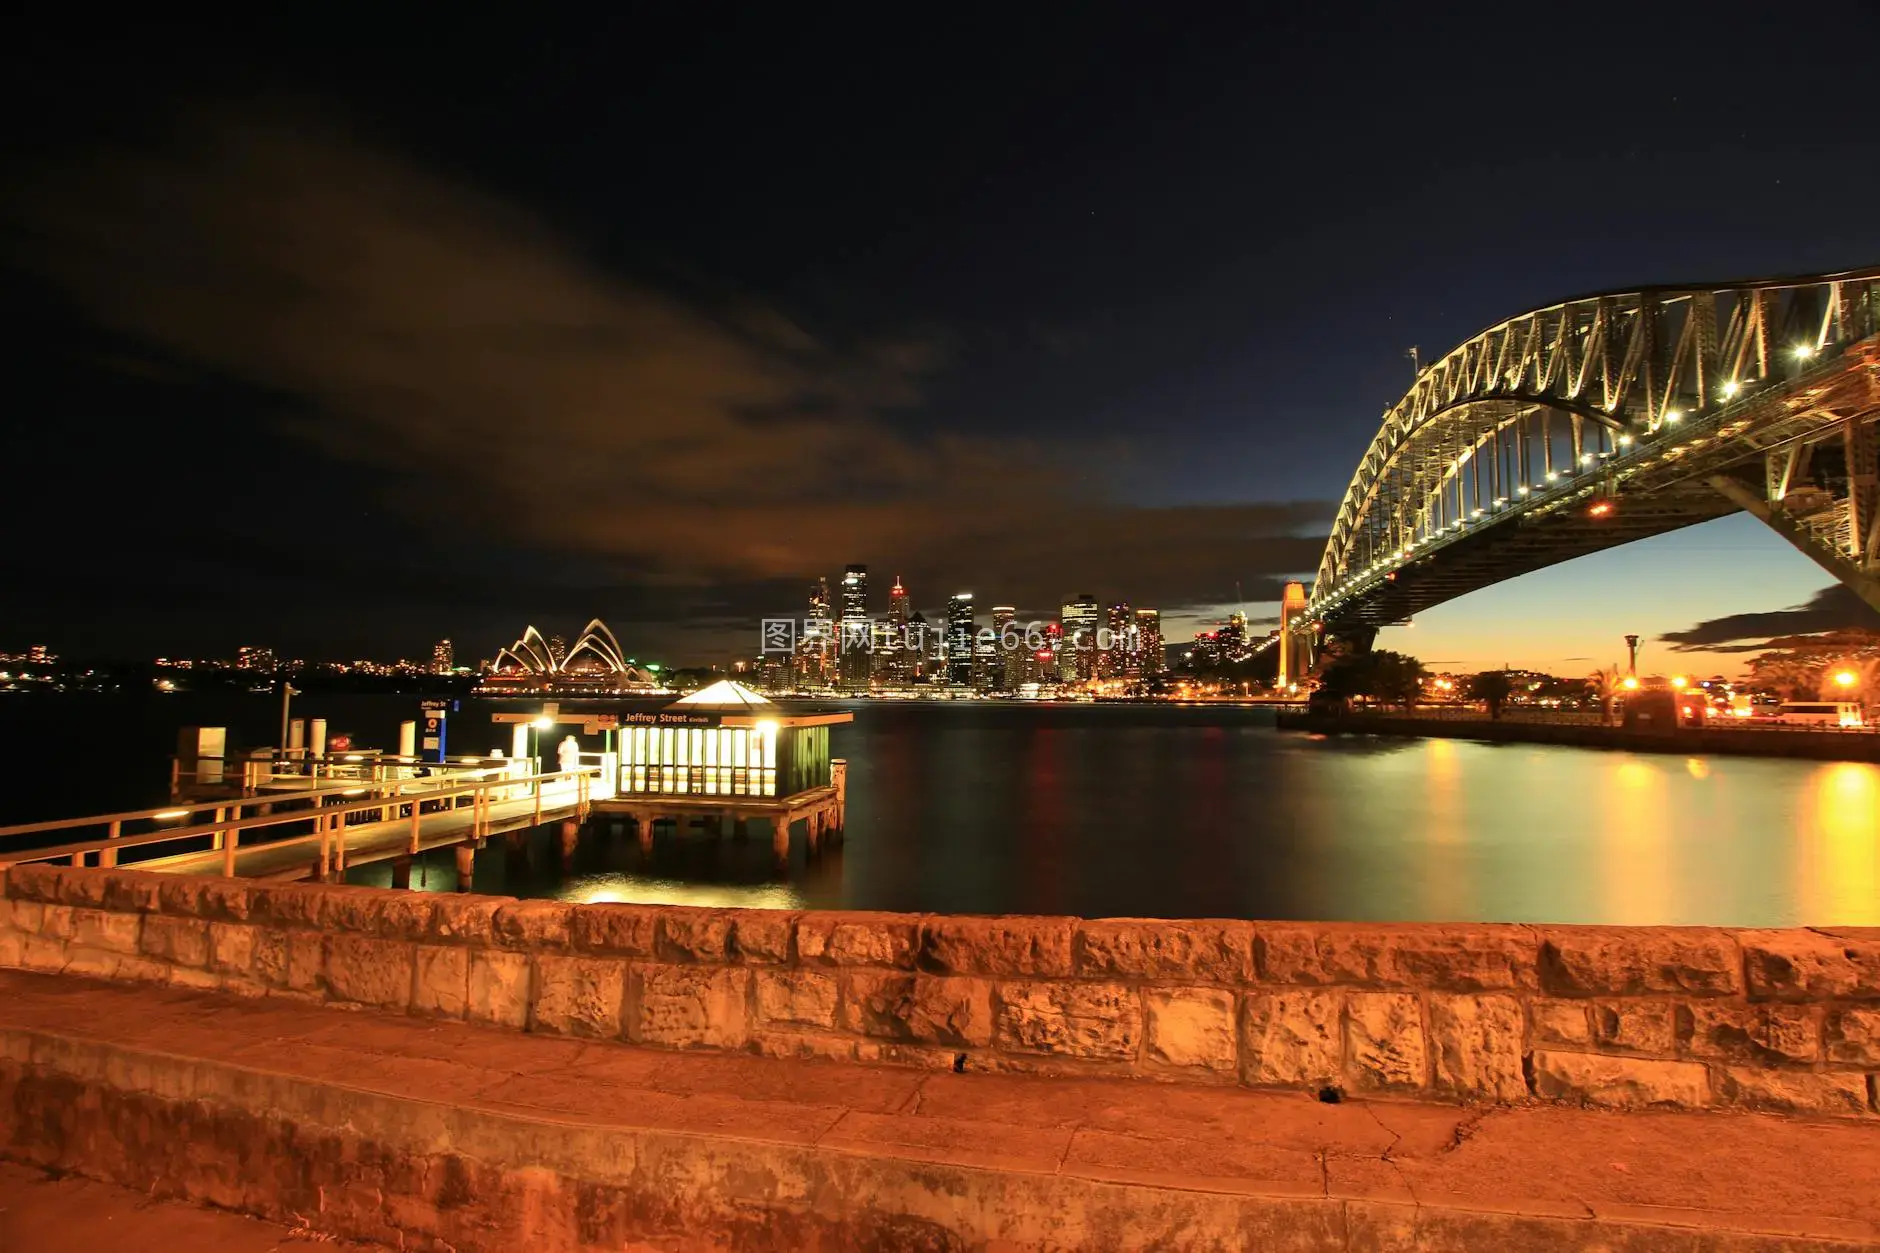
[6,6,1880,670]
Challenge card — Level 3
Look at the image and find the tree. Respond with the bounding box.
[1469,669,1513,720]
[1317,649,1427,710]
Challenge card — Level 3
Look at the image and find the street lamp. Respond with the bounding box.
[1834,670,1858,689]
[1671,676,1687,689]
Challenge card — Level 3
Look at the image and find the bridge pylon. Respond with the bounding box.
[1275,582,1312,690]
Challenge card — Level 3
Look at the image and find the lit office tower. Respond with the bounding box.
[1061,593,1100,681]
[432,638,454,674]
[875,576,912,687]
[235,645,277,673]
[888,576,910,625]
[946,593,976,686]
[797,577,834,688]
[1101,601,1134,678]
[1135,609,1165,676]
[992,606,1019,691]
[839,565,871,691]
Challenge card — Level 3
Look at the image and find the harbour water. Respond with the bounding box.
[2,693,1874,926]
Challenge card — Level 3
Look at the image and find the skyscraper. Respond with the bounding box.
[839,565,871,691]
[877,576,913,687]
[1061,593,1099,682]
[888,576,909,626]
[946,593,975,686]
[1135,609,1165,677]
[991,606,1019,691]
[797,577,834,688]
[1101,601,1133,678]
[432,638,454,674]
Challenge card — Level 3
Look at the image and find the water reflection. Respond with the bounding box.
[346,705,1880,926]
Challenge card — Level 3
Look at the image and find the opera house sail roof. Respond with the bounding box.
[480,619,666,693]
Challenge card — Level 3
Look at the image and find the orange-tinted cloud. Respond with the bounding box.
[8,112,1329,620]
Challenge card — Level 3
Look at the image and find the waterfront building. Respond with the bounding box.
[838,565,871,692]
[431,638,454,674]
[1101,602,1134,679]
[947,593,976,687]
[992,606,1020,691]
[1136,609,1165,676]
[235,645,277,674]
[1062,594,1099,682]
[482,620,665,694]
[603,680,851,799]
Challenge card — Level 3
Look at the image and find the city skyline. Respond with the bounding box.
[5,9,1880,678]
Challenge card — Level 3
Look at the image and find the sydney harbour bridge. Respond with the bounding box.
[1285,265,1880,666]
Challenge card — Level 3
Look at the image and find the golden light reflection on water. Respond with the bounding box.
[1795,762,1880,924]
[1603,757,1673,924]
[562,876,805,910]
[1419,739,1466,917]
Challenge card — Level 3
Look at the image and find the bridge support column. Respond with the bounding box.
[1275,582,1309,689]
[1709,474,1880,614]
[454,843,475,892]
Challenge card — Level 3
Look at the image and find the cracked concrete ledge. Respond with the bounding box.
[1,970,1877,1251]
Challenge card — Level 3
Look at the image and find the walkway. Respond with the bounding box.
[2,971,1875,1249]
[0,1160,389,1251]
[137,786,585,880]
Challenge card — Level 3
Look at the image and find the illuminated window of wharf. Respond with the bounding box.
[621,722,778,797]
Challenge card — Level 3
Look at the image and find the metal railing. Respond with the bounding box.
[0,766,602,878]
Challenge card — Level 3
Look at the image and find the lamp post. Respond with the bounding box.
[278,680,300,756]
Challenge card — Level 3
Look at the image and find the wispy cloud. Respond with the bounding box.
[7,110,1330,625]
[1660,584,1880,653]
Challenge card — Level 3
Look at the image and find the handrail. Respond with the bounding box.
[0,767,600,871]
[0,762,512,841]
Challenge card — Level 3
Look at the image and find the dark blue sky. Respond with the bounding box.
[5,4,1880,663]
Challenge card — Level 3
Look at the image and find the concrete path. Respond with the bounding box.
[1,970,1875,1249]
[0,1160,390,1251]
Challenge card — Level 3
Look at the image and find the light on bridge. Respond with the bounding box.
[1618,435,1633,447]
[1517,486,1531,496]
[1721,380,1740,399]
[1589,500,1614,518]
[1794,344,1816,360]
[1665,409,1682,424]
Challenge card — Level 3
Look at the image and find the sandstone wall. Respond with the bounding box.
[2,864,1875,1117]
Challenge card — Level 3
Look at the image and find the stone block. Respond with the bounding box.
[1143,987,1236,1071]
[36,904,75,941]
[1259,924,1534,991]
[2,900,44,936]
[1241,989,1341,1086]
[569,903,659,956]
[656,909,733,962]
[635,964,750,1048]
[468,950,531,1028]
[70,908,141,956]
[193,878,255,923]
[1429,994,1526,1101]
[248,884,329,928]
[1713,1066,1870,1117]
[922,916,1075,977]
[65,949,169,983]
[154,877,210,919]
[4,864,62,903]
[1530,1050,1708,1109]
[98,871,164,914]
[428,894,511,944]
[49,867,110,907]
[140,913,210,968]
[1529,999,1591,1047]
[320,887,432,939]
[840,970,992,1047]
[1345,992,1427,1092]
[531,955,626,1038]
[796,912,919,969]
[994,980,1138,1060]
[1590,1000,1677,1055]
[1826,1007,1880,1066]
[492,901,573,950]
[1740,929,1880,1001]
[1538,927,1742,997]
[322,934,415,1010]
[204,923,255,975]
[1683,1002,1818,1064]
[252,929,322,992]
[731,910,794,963]
[1075,919,1253,984]
[16,933,66,972]
[413,945,470,1018]
[753,969,838,1029]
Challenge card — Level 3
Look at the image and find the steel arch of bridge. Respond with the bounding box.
[1307,266,1880,633]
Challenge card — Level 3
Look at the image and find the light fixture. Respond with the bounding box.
[1664,409,1682,424]
[1794,344,1816,360]
[1721,380,1740,399]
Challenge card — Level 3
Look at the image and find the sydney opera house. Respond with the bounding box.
[476,619,668,695]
